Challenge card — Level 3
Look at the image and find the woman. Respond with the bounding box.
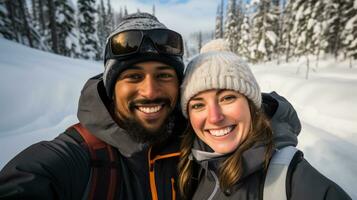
[178,39,351,200]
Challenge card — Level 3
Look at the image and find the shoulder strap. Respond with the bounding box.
[263,146,299,200]
[66,123,119,200]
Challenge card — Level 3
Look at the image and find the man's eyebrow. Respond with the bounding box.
[126,65,143,70]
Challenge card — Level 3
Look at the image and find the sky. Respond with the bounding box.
[109,0,223,37]
[0,38,356,198]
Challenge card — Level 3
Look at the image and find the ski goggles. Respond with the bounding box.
[109,29,184,57]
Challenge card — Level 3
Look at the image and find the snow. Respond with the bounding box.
[0,38,356,199]
[253,58,357,199]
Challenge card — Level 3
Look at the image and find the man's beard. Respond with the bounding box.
[114,97,175,145]
[122,114,175,145]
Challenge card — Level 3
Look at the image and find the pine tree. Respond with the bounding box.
[215,0,224,39]
[124,6,128,16]
[97,0,107,51]
[251,0,277,62]
[184,40,190,61]
[78,0,99,60]
[1,0,40,48]
[114,7,124,28]
[340,0,357,64]
[271,0,281,62]
[106,0,114,33]
[281,0,294,62]
[197,31,202,52]
[55,0,78,57]
[238,14,251,60]
[224,0,239,53]
[311,0,328,68]
[325,0,344,58]
[0,1,15,40]
[47,0,59,53]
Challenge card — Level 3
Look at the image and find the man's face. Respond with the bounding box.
[114,61,179,134]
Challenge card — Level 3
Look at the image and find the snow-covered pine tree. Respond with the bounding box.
[197,31,202,53]
[340,0,357,65]
[55,0,78,57]
[250,0,277,62]
[105,0,114,34]
[114,7,124,28]
[281,0,294,62]
[291,0,315,78]
[238,14,251,60]
[47,0,59,53]
[311,0,328,68]
[184,40,190,61]
[271,0,281,62]
[37,0,47,35]
[97,0,107,59]
[0,1,15,40]
[215,0,224,39]
[78,0,99,60]
[224,0,239,53]
[325,0,344,58]
[1,0,41,48]
[124,6,128,16]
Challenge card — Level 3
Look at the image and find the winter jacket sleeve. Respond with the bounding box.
[290,158,351,200]
[0,133,91,200]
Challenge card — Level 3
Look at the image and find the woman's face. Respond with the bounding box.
[188,89,252,154]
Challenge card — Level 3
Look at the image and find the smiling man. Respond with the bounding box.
[0,13,186,200]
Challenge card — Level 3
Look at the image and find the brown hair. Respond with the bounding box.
[178,100,274,199]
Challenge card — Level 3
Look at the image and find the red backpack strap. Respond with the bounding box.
[66,123,119,200]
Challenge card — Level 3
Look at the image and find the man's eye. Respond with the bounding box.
[157,73,173,79]
[127,74,142,80]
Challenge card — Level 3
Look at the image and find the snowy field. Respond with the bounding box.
[0,38,356,198]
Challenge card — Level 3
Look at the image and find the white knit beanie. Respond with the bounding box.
[181,39,261,118]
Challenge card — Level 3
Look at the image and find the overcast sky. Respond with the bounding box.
[110,0,223,38]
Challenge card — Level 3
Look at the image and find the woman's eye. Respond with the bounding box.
[221,95,236,102]
[191,103,204,110]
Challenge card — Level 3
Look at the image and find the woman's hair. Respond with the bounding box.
[178,99,274,199]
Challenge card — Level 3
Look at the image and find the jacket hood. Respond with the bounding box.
[77,74,147,157]
[264,91,301,149]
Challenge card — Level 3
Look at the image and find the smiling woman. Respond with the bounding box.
[177,39,351,200]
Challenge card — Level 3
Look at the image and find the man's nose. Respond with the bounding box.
[207,103,224,124]
[139,76,160,99]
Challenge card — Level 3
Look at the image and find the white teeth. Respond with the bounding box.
[208,126,233,137]
[138,105,162,114]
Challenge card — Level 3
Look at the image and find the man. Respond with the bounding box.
[0,13,301,200]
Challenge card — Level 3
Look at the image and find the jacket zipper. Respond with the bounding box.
[207,170,220,200]
[148,147,181,200]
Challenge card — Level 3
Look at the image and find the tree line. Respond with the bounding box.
[0,0,136,60]
[215,0,357,66]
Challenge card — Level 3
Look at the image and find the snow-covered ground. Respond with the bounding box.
[0,38,356,198]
